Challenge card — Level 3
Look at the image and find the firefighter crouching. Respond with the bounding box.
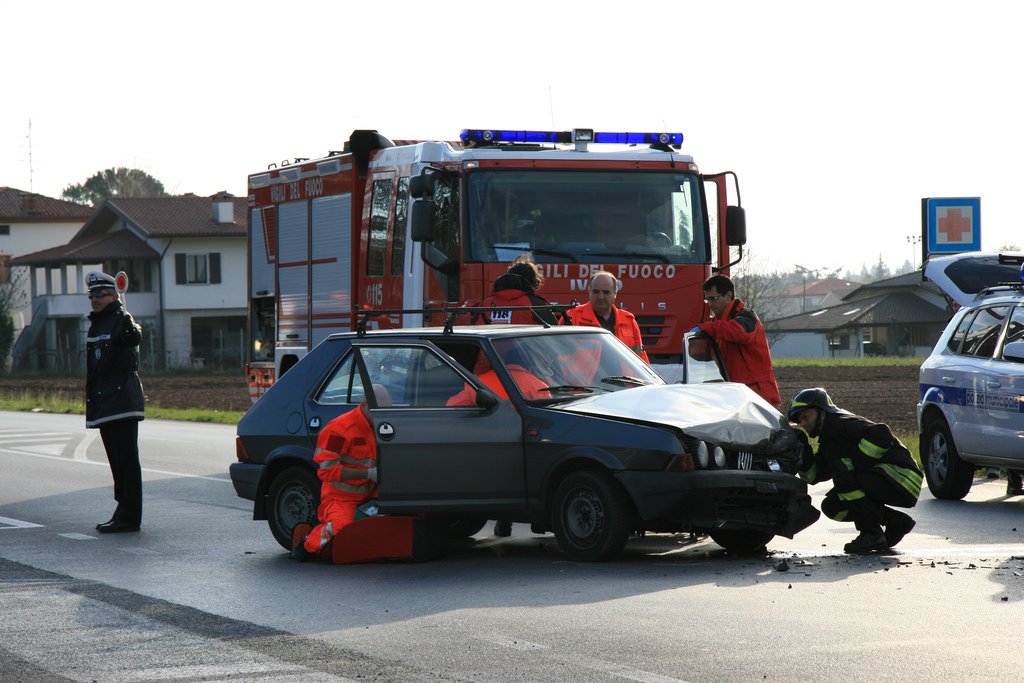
[291,385,391,561]
[789,387,922,554]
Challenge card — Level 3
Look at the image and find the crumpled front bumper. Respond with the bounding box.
[615,469,820,538]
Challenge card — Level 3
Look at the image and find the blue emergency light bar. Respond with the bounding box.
[460,128,684,147]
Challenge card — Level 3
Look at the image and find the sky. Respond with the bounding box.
[3,1,1021,276]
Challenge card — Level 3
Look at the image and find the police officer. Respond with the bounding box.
[789,387,922,554]
[86,271,145,533]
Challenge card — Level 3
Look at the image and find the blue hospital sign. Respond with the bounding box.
[924,197,981,254]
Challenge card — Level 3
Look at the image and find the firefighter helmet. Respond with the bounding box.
[788,387,841,422]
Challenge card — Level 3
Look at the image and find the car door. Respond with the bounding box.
[986,304,1024,461]
[353,340,527,515]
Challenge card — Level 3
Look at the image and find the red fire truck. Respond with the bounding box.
[246,127,746,401]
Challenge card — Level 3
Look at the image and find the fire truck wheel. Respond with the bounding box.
[267,466,320,550]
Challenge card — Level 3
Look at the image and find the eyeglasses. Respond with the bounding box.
[703,295,723,304]
[87,292,114,300]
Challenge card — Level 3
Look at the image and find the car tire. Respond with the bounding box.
[708,529,774,553]
[551,470,634,562]
[922,417,973,500]
[267,466,320,550]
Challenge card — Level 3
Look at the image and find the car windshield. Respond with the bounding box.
[490,331,664,401]
[464,169,705,265]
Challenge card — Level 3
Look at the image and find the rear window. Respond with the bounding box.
[944,257,1021,294]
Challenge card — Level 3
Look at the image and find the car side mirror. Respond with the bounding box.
[475,389,499,411]
[1003,340,1024,362]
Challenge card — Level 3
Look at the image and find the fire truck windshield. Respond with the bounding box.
[464,170,705,265]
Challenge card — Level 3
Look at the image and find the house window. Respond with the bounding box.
[0,225,10,235]
[175,253,222,285]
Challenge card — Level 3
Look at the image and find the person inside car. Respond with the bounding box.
[789,387,922,554]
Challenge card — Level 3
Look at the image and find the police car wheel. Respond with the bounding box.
[552,470,633,562]
[922,417,973,500]
[267,466,320,550]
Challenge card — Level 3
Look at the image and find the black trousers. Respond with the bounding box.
[99,420,142,525]
[822,466,917,531]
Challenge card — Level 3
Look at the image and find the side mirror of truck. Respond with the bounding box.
[410,199,434,242]
[725,205,746,247]
[409,173,434,199]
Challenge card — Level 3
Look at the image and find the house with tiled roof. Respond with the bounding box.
[13,193,246,372]
[0,188,93,366]
[764,276,863,318]
[764,271,952,358]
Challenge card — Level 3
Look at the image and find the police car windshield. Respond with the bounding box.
[465,170,705,265]
[491,331,664,401]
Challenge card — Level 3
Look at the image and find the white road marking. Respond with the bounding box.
[0,516,44,529]
[0,449,230,483]
[58,533,96,540]
[74,429,97,461]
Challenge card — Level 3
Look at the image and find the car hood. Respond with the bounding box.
[552,382,793,451]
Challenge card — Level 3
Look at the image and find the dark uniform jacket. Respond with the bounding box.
[799,412,923,499]
[86,300,145,428]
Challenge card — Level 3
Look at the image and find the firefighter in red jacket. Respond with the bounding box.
[480,256,558,326]
[789,387,922,554]
[291,385,391,560]
[693,274,780,405]
[565,271,649,363]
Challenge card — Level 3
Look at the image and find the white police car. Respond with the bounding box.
[918,252,1024,499]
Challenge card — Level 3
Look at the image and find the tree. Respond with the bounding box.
[62,167,167,205]
[0,266,28,373]
[870,253,891,281]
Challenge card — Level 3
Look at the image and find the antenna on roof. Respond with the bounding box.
[26,119,34,193]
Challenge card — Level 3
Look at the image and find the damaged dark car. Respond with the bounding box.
[230,321,818,561]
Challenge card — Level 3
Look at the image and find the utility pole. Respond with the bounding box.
[27,119,34,192]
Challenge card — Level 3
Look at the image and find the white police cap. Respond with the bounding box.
[86,271,117,291]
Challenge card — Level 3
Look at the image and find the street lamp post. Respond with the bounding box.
[906,235,921,269]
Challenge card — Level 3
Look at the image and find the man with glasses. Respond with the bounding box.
[693,274,780,406]
[85,271,145,533]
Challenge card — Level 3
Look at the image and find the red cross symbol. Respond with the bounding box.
[938,208,972,243]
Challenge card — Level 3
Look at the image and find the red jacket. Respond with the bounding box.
[697,299,780,405]
[566,302,650,363]
[303,405,377,553]
[481,273,557,325]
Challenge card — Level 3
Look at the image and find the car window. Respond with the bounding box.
[947,312,973,353]
[362,345,469,408]
[960,305,1010,358]
[315,352,367,405]
[999,305,1024,358]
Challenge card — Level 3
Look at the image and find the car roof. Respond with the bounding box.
[924,251,1024,307]
[325,324,610,342]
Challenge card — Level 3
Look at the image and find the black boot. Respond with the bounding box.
[882,507,916,548]
[844,530,889,554]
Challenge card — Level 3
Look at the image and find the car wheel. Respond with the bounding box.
[446,516,489,538]
[551,470,633,562]
[267,466,320,549]
[708,529,774,553]
[922,417,973,500]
